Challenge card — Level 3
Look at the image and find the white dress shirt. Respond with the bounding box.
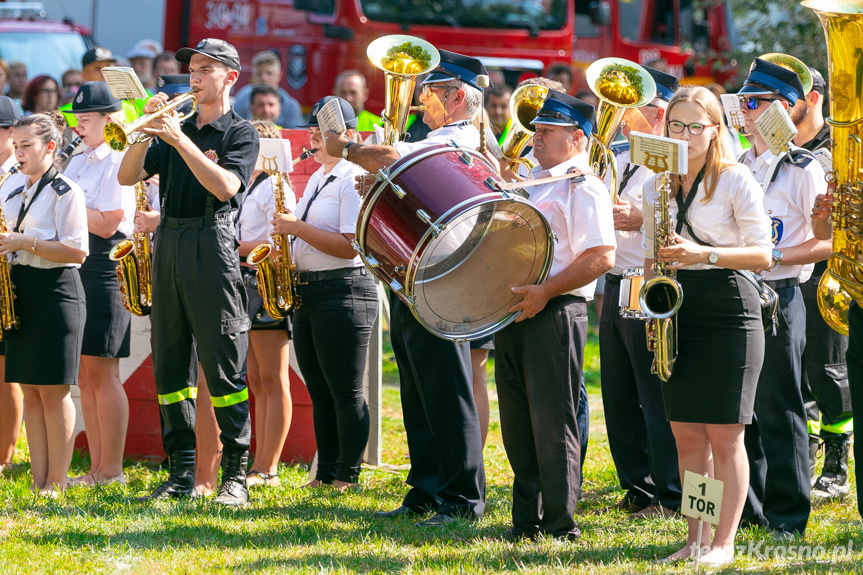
[4,172,88,268]
[740,147,826,282]
[528,152,616,299]
[642,162,772,270]
[609,149,653,273]
[236,175,297,245]
[293,159,364,271]
[393,122,480,156]
[0,154,25,202]
[64,142,135,237]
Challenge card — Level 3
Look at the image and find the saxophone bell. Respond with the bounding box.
[109,181,152,316]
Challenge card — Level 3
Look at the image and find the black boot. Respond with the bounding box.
[812,431,851,499]
[808,434,821,487]
[137,450,195,501]
[214,448,250,506]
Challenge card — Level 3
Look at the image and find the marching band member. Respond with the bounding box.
[237,120,295,487]
[736,58,830,537]
[0,113,88,495]
[791,67,852,499]
[272,97,377,491]
[646,86,771,565]
[324,51,487,526]
[495,91,615,541]
[0,96,23,474]
[118,39,259,506]
[599,67,682,518]
[64,82,135,486]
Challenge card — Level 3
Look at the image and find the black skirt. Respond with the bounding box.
[6,265,86,385]
[79,233,131,358]
[661,268,765,425]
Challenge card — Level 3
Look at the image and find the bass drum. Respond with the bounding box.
[355,143,553,341]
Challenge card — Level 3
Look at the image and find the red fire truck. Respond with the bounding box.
[162,0,735,109]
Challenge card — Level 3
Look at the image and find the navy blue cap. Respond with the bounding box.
[0,96,22,127]
[644,66,679,102]
[531,90,596,134]
[304,96,358,129]
[421,49,489,92]
[737,58,804,103]
[71,82,122,114]
[157,74,191,95]
[82,46,116,68]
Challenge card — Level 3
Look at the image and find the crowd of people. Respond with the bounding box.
[0,33,857,569]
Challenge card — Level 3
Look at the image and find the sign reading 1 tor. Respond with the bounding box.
[682,470,723,525]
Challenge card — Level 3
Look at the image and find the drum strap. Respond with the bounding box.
[496,169,601,192]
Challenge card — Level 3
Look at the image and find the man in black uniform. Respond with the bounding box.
[118,38,259,506]
[791,67,852,499]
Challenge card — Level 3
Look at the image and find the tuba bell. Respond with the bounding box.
[586,58,657,203]
[499,84,549,172]
[802,0,863,335]
[367,34,440,145]
[758,53,813,95]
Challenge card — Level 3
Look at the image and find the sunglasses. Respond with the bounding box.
[738,96,776,110]
[667,120,718,136]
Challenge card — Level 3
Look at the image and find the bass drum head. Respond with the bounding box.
[411,196,552,340]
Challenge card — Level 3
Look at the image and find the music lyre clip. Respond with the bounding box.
[645,152,669,174]
[261,155,279,175]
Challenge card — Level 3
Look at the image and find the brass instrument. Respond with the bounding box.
[803,0,863,335]
[640,170,683,382]
[109,181,152,316]
[0,164,21,340]
[758,53,813,95]
[586,58,657,203]
[248,169,298,317]
[367,35,440,145]
[104,88,198,152]
[500,84,549,172]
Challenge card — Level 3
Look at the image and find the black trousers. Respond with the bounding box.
[293,270,378,484]
[389,294,485,518]
[801,264,851,427]
[150,213,251,454]
[845,302,863,517]
[495,295,586,537]
[744,284,810,534]
[599,276,681,510]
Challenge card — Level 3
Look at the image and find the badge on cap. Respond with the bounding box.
[197,39,207,49]
[76,92,84,104]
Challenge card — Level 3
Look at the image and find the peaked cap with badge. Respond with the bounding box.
[737,57,805,104]
[176,38,241,71]
[531,89,596,135]
[421,50,490,92]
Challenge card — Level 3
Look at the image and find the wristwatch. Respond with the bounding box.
[772,248,783,265]
[342,141,354,160]
[707,249,720,265]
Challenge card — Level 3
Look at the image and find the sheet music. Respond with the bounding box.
[629,131,688,175]
[100,67,149,101]
[317,98,347,145]
[720,94,745,133]
[255,138,294,174]
[755,100,798,156]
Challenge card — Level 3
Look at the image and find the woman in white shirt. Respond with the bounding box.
[643,86,772,566]
[64,82,135,486]
[273,97,378,491]
[0,113,88,496]
[236,121,296,486]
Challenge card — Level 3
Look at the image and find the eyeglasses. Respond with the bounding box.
[667,120,718,136]
[421,84,458,97]
[738,96,775,110]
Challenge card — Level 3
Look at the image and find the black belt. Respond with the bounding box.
[297,267,366,284]
[765,278,799,289]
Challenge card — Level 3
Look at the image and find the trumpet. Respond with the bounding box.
[104,88,198,152]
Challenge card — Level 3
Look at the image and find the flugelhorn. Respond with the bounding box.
[0,164,21,340]
[367,35,440,145]
[586,58,656,203]
[500,84,549,172]
[104,88,198,152]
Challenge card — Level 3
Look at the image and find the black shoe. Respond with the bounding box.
[214,448,250,507]
[551,527,582,542]
[503,525,540,542]
[373,505,427,519]
[214,479,250,506]
[134,450,195,501]
[417,513,454,527]
[812,431,851,499]
[614,495,647,514]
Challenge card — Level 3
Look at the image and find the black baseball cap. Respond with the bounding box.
[0,96,22,127]
[82,46,117,68]
[176,38,241,71]
[71,82,122,114]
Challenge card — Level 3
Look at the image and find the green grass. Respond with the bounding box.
[1,307,862,573]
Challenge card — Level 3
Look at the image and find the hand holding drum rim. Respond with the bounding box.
[354,173,375,197]
[656,232,706,269]
[508,283,551,322]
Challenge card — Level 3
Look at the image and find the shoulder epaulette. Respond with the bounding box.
[566,167,587,184]
[784,147,815,168]
[6,185,25,201]
[611,140,630,155]
[50,177,71,196]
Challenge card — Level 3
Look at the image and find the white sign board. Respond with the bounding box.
[682,470,724,526]
[255,138,293,174]
[629,131,688,175]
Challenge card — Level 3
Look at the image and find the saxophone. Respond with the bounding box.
[248,170,299,317]
[0,164,21,340]
[639,171,683,382]
[108,181,152,316]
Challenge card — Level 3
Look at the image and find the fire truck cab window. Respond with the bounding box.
[359,0,567,30]
[619,0,676,46]
[575,0,598,37]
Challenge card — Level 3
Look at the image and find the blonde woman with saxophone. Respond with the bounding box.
[643,86,771,566]
[236,120,296,486]
[64,82,135,487]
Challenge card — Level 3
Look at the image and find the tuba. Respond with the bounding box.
[248,169,298,318]
[0,164,21,340]
[802,0,863,335]
[586,58,656,203]
[759,53,814,95]
[367,35,440,145]
[500,84,549,172]
[104,89,198,152]
[640,169,683,382]
[109,181,152,316]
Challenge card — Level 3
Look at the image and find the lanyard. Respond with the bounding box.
[13,166,57,233]
[618,163,640,193]
[299,175,337,223]
[674,167,706,239]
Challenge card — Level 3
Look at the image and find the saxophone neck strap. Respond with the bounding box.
[13,166,57,234]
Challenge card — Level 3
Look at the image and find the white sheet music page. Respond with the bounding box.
[316,98,347,147]
[101,67,149,101]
